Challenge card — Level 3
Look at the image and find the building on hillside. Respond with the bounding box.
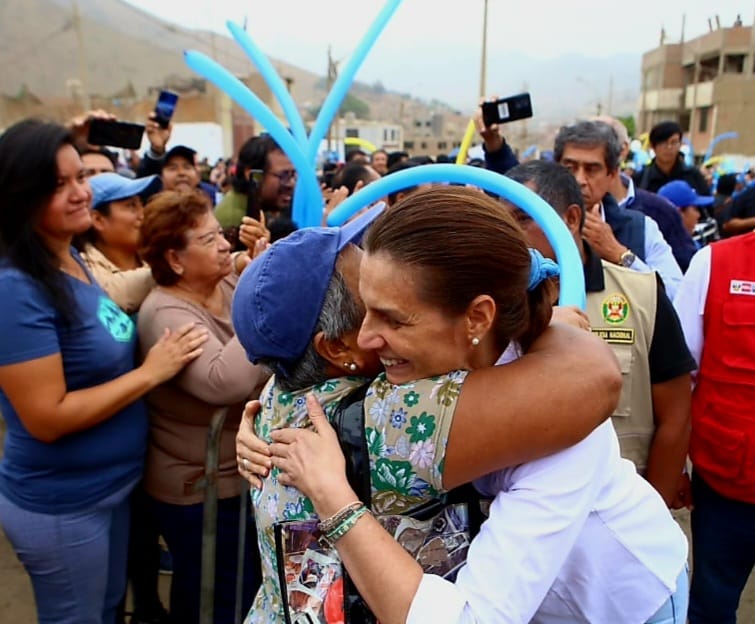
[638,16,755,157]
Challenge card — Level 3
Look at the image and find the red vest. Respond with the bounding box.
[691,232,755,502]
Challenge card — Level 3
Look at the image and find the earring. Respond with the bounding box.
[344,362,358,372]
[471,337,480,346]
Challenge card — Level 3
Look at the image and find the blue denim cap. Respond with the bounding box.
[658,180,714,209]
[232,202,386,377]
[89,172,161,211]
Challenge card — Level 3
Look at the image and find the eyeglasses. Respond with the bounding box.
[266,169,297,185]
[656,138,681,150]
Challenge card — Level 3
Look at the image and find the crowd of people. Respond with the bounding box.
[0,99,753,624]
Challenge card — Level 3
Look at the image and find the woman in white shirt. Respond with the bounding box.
[258,186,689,624]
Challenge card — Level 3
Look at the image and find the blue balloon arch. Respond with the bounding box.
[327,164,586,309]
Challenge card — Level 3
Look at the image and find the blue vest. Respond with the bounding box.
[603,193,646,262]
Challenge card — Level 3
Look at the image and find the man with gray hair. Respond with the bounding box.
[555,120,683,298]
[595,116,698,272]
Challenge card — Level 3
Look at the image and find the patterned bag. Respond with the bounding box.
[273,383,483,624]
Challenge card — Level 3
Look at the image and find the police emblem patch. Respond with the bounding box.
[601,293,629,325]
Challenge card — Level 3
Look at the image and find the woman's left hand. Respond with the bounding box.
[269,394,354,513]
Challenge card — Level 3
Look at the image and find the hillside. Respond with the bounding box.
[0,0,460,125]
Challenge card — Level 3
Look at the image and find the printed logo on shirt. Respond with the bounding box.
[730,280,755,296]
[97,296,135,342]
[601,293,630,325]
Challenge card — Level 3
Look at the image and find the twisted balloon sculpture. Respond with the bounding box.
[183,0,585,307]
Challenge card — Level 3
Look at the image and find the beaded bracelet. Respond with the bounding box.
[317,501,363,535]
[323,505,369,545]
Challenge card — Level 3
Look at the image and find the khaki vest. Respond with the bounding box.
[586,262,657,473]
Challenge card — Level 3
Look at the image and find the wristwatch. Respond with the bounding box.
[618,249,636,268]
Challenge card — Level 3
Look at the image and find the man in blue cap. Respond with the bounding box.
[658,180,718,248]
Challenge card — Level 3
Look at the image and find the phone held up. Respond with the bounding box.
[481,93,534,128]
[87,119,145,150]
[154,90,179,128]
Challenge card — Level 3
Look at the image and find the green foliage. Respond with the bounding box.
[618,115,636,138]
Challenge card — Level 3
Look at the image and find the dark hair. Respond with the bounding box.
[716,173,737,196]
[230,135,285,229]
[0,119,80,322]
[345,149,368,163]
[554,120,622,172]
[387,151,409,169]
[649,121,682,147]
[79,146,117,168]
[384,160,420,204]
[506,161,586,229]
[364,186,554,353]
[370,149,388,161]
[335,162,376,195]
[268,217,298,242]
[140,189,212,286]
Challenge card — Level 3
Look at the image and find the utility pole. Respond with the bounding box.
[71,0,90,110]
[325,46,339,152]
[479,0,489,98]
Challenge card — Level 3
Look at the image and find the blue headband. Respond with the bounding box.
[528,248,560,291]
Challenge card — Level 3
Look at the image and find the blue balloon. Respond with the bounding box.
[327,164,585,308]
[704,132,738,163]
[306,0,402,163]
[184,50,323,227]
[226,21,308,146]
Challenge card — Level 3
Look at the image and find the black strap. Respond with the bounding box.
[332,382,373,508]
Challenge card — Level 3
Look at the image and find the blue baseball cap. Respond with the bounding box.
[657,180,714,209]
[89,173,161,211]
[232,202,386,377]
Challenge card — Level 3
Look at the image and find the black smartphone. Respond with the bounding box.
[481,93,534,127]
[154,90,179,128]
[87,119,145,149]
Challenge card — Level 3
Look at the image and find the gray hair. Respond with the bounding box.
[258,269,363,392]
[554,120,622,173]
[506,160,586,228]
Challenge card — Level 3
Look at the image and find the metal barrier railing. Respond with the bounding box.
[191,407,251,624]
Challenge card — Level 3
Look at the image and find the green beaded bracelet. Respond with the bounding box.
[323,505,369,545]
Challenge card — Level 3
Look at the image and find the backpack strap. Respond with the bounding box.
[332,382,373,509]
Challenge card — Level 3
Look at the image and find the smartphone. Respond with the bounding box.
[154,90,179,128]
[481,93,534,127]
[87,119,145,149]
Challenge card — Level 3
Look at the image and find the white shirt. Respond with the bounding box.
[672,245,710,373]
[599,201,683,300]
[406,377,688,624]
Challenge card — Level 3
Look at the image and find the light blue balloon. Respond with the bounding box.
[226,21,308,146]
[306,0,402,163]
[704,131,738,163]
[327,164,585,308]
[183,50,323,227]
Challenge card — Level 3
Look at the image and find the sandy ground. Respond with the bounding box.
[1,416,754,622]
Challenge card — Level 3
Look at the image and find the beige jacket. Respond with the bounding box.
[80,243,155,314]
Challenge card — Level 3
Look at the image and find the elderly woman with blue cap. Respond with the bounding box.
[231,186,642,622]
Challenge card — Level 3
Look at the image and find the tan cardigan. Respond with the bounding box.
[137,273,269,504]
[80,243,155,314]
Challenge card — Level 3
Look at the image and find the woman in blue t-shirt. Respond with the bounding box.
[0,119,208,624]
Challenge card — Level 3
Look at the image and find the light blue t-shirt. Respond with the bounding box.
[0,253,148,513]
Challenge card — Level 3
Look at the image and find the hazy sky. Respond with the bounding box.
[124,0,750,104]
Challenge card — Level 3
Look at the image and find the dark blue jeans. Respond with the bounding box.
[150,495,261,624]
[689,472,755,624]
